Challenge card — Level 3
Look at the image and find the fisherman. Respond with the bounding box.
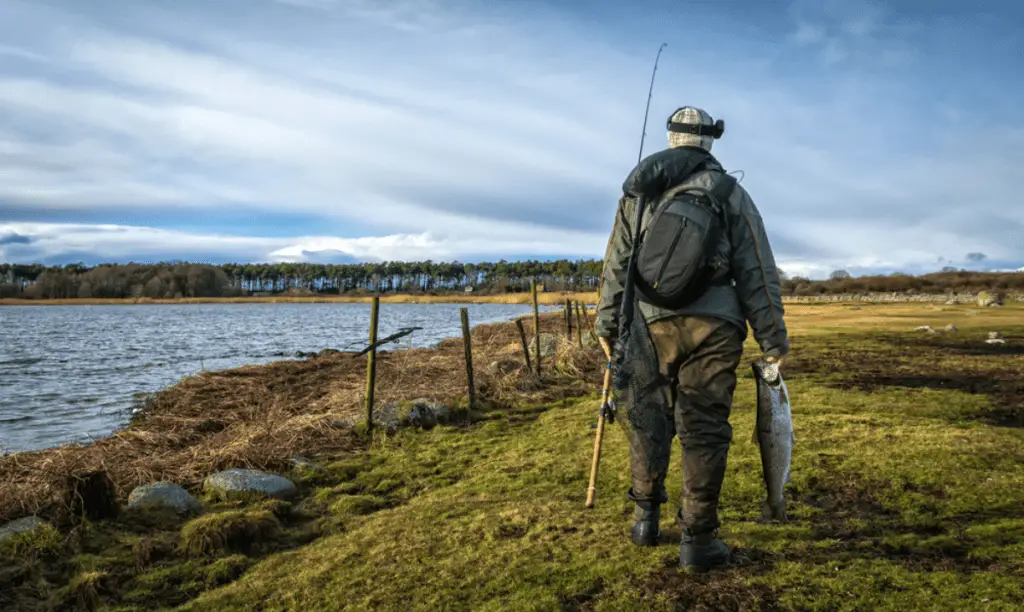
[594,106,790,571]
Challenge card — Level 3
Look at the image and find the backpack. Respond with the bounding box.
[632,172,737,310]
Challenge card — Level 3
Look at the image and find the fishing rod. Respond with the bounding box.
[637,42,668,166]
[585,42,667,509]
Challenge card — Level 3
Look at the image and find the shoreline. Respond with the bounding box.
[2,291,1020,307]
[0,293,600,307]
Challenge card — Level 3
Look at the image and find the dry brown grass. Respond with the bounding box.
[0,313,602,524]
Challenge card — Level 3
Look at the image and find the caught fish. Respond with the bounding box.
[752,359,794,521]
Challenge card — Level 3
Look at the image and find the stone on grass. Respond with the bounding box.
[977,291,1000,308]
[406,403,438,430]
[0,516,50,544]
[944,324,958,333]
[915,325,937,334]
[128,482,202,515]
[402,398,452,428]
[986,331,1006,345]
[529,333,561,358]
[204,469,297,501]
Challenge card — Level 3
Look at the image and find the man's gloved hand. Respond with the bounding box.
[598,337,613,362]
[764,353,788,369]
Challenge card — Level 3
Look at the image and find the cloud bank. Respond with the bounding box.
[0,0,1021,278]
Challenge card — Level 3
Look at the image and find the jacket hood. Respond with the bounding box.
[622,146,722,198]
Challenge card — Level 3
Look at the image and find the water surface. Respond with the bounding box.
[0,302,551,453]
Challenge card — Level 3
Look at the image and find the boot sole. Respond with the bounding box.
[680,557,729,573]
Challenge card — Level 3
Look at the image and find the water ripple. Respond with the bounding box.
[0,302,553,452]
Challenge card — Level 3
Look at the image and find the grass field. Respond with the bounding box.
[3,302,1022,611]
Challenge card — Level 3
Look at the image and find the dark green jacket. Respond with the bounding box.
[595,148,789,358]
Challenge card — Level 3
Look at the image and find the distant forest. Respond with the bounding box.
[0,261,1022,300]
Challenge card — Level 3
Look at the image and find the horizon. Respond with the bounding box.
[1,0,1022,278]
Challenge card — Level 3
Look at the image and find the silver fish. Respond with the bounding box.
[751,359,794,521]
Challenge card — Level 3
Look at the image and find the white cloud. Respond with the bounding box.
[0,222,606,265]
[0,0,1021,275]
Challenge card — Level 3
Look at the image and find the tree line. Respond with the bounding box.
[0,261,1021,300]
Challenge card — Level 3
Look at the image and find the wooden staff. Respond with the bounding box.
[585,360,614,508]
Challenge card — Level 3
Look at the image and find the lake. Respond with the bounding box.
[0,302,554,453]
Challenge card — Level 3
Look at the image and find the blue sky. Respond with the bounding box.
[0,0,1022,279]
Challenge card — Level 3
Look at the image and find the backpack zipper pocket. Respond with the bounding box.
[652,217,687,290]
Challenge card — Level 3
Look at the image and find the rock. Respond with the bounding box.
[528,333,561,358]
[128,482,201,515]
[406,403,438,430]
[489,359,524,375]
[989,331,1004,340]
[986,338,1007,345]
[977,291,1000,308]
[401,398,451,427]
[374,402,403,431]
[915,325,937,334]
[0,516,50,544]
[945,299,959,305]
[204,469,298,500]
[944,324,958,333]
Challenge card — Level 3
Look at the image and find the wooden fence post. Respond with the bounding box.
[515,318,533,373]
[531,279,541,377]
[564,298,573,339]
[364,296,380,437]
[575,301,584,347]
[582,303,599,343]
[460,308,476,420]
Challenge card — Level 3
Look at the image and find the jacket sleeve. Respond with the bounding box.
[727,187,790,357]
[595,195,635,339]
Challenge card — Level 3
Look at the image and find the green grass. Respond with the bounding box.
[177,325,1024,611]
[3,309,1022,611]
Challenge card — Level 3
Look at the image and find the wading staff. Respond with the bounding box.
[585,359,614,508]
[584,41,666,509]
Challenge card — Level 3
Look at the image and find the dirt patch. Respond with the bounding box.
[633,559,782,612]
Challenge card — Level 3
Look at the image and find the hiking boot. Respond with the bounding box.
[680,530,729,571]
[630,501,661,547]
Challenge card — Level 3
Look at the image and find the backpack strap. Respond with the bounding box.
[710,172,737,206]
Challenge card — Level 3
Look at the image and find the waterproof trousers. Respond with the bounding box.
[624,315,746,535]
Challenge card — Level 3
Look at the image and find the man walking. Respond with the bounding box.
[594,106,789,571]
